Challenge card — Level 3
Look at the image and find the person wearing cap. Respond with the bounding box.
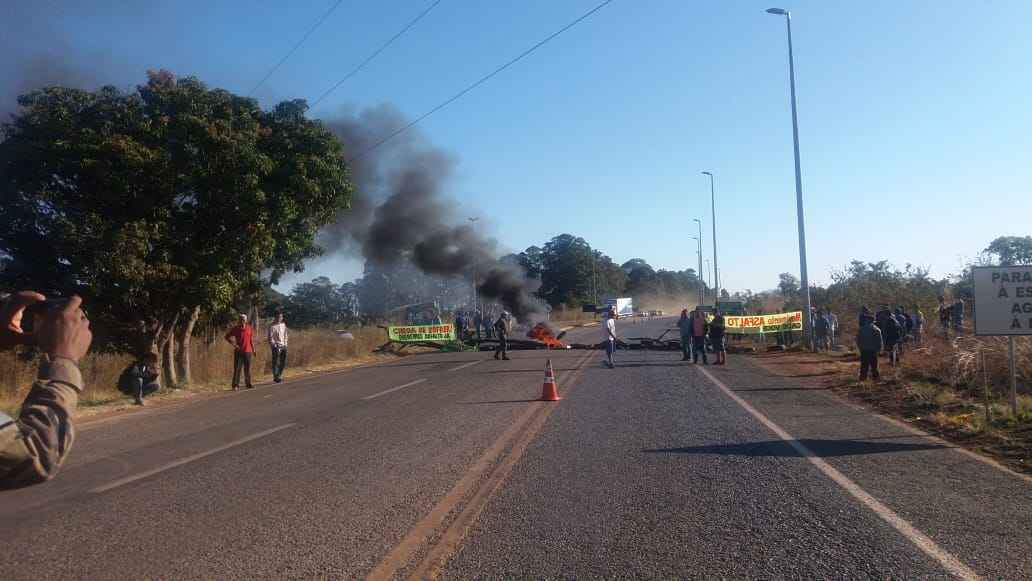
[0,291,93,489]
[225,313,255,389]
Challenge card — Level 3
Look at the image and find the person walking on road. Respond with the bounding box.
[709,309,727,365]
[493,311,511,360]
[268,313,288,383]
[603,307,618,368]
[856,315,883,381]
[225,313,255,389]
[677,309,692,361]
[690,309,709,365]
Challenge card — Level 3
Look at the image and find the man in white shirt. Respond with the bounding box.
[603,307,618,368]
[268,313,289,383]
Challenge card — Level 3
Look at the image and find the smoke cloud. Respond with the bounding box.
[321,105,544,321]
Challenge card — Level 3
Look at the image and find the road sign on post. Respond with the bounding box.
[972,265,1032,416]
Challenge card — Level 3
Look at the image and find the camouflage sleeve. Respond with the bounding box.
[0,358,82,490]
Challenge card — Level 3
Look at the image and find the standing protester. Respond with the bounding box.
[493,311,511,361]
[827,310,839,349]
[912,304,925,345]
[709,309,727,365]
[691,309,709,365]
[938,296,952,338]
[856,315,883,381]
[814,309,830,352]
[876,305,902,366]
[952,298,965,335]
[268,313,288,383]
[117,352,160,405]
[225,313,255,390]
[0,292,93,489]
[473,310,483,341]
[455,311,466,342]
[677,309,693,361]
[603,307,618,368]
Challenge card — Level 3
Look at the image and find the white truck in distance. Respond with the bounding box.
[604,297,634,318]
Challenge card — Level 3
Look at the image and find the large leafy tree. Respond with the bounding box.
[539,234,594,307]
[0,71,352,384]
[985,236,1032,266]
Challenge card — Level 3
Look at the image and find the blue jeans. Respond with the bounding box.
[271,346,287,380]
[605,340,615,366]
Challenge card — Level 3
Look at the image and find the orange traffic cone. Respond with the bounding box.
[540,359,560,401]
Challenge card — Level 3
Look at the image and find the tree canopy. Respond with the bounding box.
[0,70,352,348]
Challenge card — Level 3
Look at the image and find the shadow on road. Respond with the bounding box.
[733,386,833,392]
[459,399,541,404]
[643,438,951,458]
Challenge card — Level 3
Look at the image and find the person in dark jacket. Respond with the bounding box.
[856,316,883,381]
[709,310,727,365]
[677,309,692,361]
[876,306,902,366]
[117,352,161,405]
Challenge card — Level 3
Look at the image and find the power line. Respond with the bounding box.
[347,0,614,162]
[311,0,444,108]
[248,0,346,96]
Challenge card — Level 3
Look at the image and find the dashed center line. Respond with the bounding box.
[695,366,981,581]
[91,423,297,494]
[448,360,482,372]
[362,378,427,401]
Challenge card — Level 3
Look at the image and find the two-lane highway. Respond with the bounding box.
[1,316,1029,579]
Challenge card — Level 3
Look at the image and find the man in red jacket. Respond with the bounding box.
[225,313,255,390]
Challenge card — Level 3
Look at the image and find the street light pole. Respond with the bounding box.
[693,218,705,305]
[767,7,813,350]
[690,235,703,307]
[701,172,719,301]
[468,217,480,313]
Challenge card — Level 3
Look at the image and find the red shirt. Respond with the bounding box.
[225,324,255,353]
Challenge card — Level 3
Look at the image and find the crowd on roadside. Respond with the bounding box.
[853,296,965,381]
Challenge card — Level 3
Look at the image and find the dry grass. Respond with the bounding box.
[0,326,386,416]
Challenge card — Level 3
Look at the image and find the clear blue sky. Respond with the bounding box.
[11,1,1031,294]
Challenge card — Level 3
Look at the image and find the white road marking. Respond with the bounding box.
[91,423,297,494]
[448,360,482,372]
[696,366,981,581]
[362,379,427,401]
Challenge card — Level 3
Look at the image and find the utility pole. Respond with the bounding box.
[702,171,719,298]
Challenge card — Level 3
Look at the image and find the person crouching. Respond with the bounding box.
[118,352,161,405]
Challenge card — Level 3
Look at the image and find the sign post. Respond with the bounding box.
[972,265,1032,417]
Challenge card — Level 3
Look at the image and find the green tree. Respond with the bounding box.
[283,277,348,327]
[985,236,1032,265]
[539,234,594,307]
[0,71,352,385]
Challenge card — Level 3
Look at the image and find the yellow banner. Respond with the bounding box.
[724,311,803,334]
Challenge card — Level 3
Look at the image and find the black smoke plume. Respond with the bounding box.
[321,105,544,321]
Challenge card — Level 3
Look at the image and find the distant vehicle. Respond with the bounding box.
[637,311,649,318]
[604,297,634,318]
[716,300,746,316]
[650,310,664,317]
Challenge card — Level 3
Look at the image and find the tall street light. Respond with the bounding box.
[692,217,705,305]
[766,7,813,350]
[690,235,704,307]
[468,216,480,313]
[701,171,719,303]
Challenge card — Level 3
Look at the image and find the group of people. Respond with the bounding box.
[854,303,926,380]
[676,308,727,366]
[810,308,840,351]
[455,309,501,342]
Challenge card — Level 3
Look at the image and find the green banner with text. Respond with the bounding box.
[387,324,456,342]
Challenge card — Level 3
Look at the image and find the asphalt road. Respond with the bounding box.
[1,316,1030,579]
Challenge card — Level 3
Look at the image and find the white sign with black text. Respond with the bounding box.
[973,265,1032,335]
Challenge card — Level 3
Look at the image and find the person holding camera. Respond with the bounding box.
[0,292,93,489]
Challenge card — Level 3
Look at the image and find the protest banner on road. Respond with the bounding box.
[387,324,456,342]
[724,311,803,334]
